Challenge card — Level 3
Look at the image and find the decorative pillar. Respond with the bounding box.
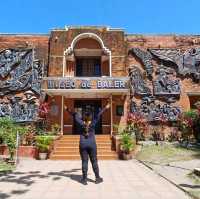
[61,96,64,135]
[110,95,113,137]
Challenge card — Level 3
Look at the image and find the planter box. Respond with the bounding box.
[194,168,200,176]
[112,135,121,153]
[112,135,141,160]
[118,151,133,160]
[0,145,37,158]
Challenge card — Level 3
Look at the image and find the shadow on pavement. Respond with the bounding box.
[179,183,200,189]
[0,167,93,198]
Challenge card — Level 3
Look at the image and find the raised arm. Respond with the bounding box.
[93,103,110,126]
[64,106,84,126]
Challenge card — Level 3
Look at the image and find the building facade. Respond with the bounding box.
[0,26,200,136]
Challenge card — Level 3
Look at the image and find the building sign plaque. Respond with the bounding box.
[43,77,129,90]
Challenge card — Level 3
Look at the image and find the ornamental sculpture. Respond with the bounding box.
[0,92,38,122]
[149,48,200,82]
[0,49,42,96]
[0,49,27,78]
[129,48,153,77]
[153,66,181,103]
[0,48,43,122]
[130,98,181,122]
[129,65,151,96]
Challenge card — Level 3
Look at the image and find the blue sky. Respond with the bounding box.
[1,0,199,34]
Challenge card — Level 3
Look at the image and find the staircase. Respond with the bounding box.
[50,135,118,160]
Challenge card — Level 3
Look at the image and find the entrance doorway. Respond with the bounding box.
[73,100,102,134]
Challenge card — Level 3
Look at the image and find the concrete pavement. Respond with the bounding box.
[0,158,190,199]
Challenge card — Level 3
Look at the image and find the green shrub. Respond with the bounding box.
[120,133,134,153]
[51,123,61,135]
[0,117,28,160]
[177,109,200,144]
[35,136,53,153]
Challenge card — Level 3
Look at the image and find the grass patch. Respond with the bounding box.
[0,161,15,173]
[187,172,200,185]
[136,144,200,164]
[189,190,200,199]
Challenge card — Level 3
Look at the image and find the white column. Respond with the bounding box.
[110,95,113,137]
[63,54,66,77]
[109,52,112,77]
[61,52,65,135]
[61,96,64,135]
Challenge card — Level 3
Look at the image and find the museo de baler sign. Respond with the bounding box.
[42,77,129,90]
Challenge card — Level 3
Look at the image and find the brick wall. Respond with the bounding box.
[0,35,49,65]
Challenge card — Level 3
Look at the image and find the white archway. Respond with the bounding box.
[64,32,111,56]
[63,32,112,77]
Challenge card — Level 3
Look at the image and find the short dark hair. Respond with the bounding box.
[83,112,92,122]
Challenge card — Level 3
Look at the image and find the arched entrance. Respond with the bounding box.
[62,33,112,134]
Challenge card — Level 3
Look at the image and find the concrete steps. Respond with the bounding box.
[50,135,118,160]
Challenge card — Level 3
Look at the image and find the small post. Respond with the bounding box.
[15,131,20,166]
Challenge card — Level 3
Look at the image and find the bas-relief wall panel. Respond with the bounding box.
[127,35,200,123]
[0,48,44,122]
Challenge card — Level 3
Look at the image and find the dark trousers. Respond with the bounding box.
[79,142,100,179]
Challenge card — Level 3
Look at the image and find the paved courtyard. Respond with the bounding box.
[0,159,190,199]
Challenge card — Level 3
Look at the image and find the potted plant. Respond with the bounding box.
[35,136,53,160]
[51,123,61,136]
[119,130,135,160]
[0,117,28,163]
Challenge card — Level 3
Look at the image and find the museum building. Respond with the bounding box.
[0,26,200,159]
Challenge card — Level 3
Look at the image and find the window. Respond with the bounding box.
[76,57,101,77]
[116,105,124,116]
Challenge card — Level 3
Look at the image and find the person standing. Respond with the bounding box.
[64,102,110,185]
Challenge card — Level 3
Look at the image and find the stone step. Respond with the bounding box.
[62,135,110,137]
[50,135,117,160]
[54,146,112,151]
[56,141,111,145]
[59,138,111,142]
[50,154,118,160]
[59,136,111,140]
[51,150,117,155]
[55,143,112,147]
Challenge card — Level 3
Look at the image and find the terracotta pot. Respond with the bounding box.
[122,152,133,160]
[118,150,133,160]
[38,152,48,160]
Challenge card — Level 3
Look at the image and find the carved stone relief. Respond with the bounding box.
[153,66,181,103]
[129,47,184,123]
[0,48,43,122]
[129,66,151,96]
[130,98,181,122]
[0,92,38,122]
[149,48,200,82]
[129,48,153,77]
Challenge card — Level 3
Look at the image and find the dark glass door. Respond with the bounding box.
[73,100,102,134]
